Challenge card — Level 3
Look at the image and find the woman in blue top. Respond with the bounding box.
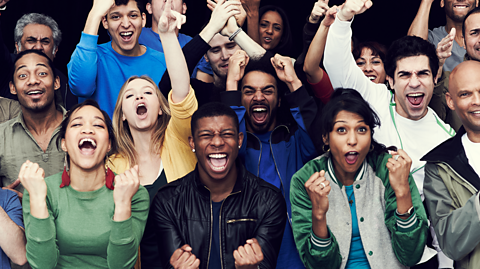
[290,88,428,269]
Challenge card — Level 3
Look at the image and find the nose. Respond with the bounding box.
[220,48,230,61]
[32,41,43,51]
[408,73,421,88]
[266,25,273,34]
[121,15,131,28]
[81,124,94,134]
[253,90,265,101]
[135,94,144,100]
[364,62,373,72]
[473,91,480,105]
[211,133,225,147]
[346,131,357,146]
[27,73,40,85]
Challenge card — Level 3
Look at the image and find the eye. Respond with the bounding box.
[41,40,50,45]
[130,14,138,18]
[263,89,274,95]
[356,61,365,67]
[459,92,470,97]
[125,94,133,99]
[18,74,27,79]
[274,26,282,31]
[210,48,220,54]
[260,23,268,28]
[39,72,47,76]
[71,123,81,127]
[243,90,254,96]
[94,124,106,128]
[336,127,346,133]
[222,132,234,138]
[144,91,153,95]
[372,61,381,65]
[358,127,367,133]
[111,15,119,20]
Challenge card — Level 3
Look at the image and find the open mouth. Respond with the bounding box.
[220,63,229,69]
[251,106,268,125]
[407,93,425,106]
[345,151,359,165]
[208,153,228,172]
[120,31,133,42]
[78,138,97,155]
[263,37,272,43]
[26,90,44,97]
[366,75,377,82]
[136,103,147,117]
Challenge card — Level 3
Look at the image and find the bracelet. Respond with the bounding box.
[229,28,242,41]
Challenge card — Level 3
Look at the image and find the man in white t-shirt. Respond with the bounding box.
[422,61,480,269]
[324,1,455,267]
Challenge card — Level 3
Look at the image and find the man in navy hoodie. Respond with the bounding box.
[222,50,318,269]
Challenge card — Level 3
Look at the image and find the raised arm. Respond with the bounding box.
[242,0,261,44]
[222,16,265,59]
[407,0,434,39]
[158,0,189,103]
[83,0,115,36]
[0,190,27,266]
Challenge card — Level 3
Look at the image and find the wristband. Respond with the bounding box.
[229,28,242,41]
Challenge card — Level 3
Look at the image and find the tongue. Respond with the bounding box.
[80,142,95,154]
[137,106,147,115]
[407,95,424,106]
[345,154,358,164]
[211,157,227,167]
[253,112,267,123]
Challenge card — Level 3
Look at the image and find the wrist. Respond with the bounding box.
[287,79,303,92]
[226,79,239,91]
[309,15,320,24]
[337,10,353,22]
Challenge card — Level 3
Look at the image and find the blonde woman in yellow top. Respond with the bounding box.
[109,1,198,267]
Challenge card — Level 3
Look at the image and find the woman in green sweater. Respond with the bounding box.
[290,89,428,269]
[20,100,150,269]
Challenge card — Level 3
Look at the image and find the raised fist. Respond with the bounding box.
[337,0,373,22]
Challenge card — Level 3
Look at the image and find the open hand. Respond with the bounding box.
[437,28,455,66]
[309,0,330,24]
[387,149,412,197]
[234,238,263,269]
[17,160,46,200]
[304,170,331,218]
[207,0,241,35]
[208,0,247,27]
[158,0,187,33]
[170,245,200,269]
[337,0,373,22]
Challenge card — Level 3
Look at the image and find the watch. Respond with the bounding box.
[396,206,414,217]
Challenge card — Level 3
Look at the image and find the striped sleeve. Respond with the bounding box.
[311,230,332,250]
[395,208,418,232]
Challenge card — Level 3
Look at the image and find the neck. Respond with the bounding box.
[22,104,62,135]
[445,17,465,47]
[213,74,226,89]
[69,164,106,192]
[331,159,355,187]
[466,129,480,143]
[393,95,428,121]
[200,163,238,202]
[114,43,146,57]
[130,128,156,157]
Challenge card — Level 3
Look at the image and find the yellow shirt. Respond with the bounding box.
[110,87,198,183]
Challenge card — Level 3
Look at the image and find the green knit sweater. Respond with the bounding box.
[22,172,150,269]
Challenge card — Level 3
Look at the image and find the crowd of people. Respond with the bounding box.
[0,0,480,268]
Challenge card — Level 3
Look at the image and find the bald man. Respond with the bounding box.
[421,61,480,269]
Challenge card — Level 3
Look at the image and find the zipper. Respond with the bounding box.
[206,197,213,269]
[218,190,241,269]
[247,131,263,177]
[226,218,257,224]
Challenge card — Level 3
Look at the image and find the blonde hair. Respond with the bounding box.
[112,75,171,167]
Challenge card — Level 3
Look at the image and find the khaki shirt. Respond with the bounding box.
[0,98,21,124]
[0,106,66,193]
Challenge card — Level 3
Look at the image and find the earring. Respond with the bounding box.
[322,144,330,153]
[105,155,109,174]
[238,145,241,149]
[64,153,70,172]
[192,149,195,153]
[369,145,374,152]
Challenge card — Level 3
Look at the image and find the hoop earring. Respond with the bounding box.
[322,144,330,153]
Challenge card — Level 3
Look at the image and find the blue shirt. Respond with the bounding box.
[0,189,23,269]
[345,185,370,269]
[208,201,223,269]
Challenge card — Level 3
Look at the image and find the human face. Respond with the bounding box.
[147,0,186,28]
[259,10,283,51]
[355,48,386,84]
[205,34,240,81]
[121,78,162,131]
[441,0,477,22]
[241,71,279,134]
[464,13,480,61]
[102,0,146,56]
[16,24,57,60]
[9,53,59,112]
[61,105,111,173]
[387,55,435,120]
[324,111,371,182]
[189,116,243,181]
[447,62,480,139]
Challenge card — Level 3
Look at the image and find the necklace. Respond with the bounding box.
[348,191,354,207]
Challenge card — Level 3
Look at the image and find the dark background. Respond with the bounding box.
[0,0,447,76]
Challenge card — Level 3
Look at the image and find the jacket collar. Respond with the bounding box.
[326,155,367,189]
[193,160,246,197]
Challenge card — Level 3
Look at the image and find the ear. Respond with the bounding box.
[142,12,147,28]
[107,141,112,153]
[182,2,187,14]
[440,0,445,8]
[204,54,209,63]
[52,47,59,58]
[122,113,127,121]
[387,75,394,89]
[61,138,67,152]
[238,132,244,149]
[54,75,60,91]
[102,16,109,30]
[188,136,195,151]
[9,81,17,95]
[146,2,153,14]
[14,42,19,54]
[322,134,329,145]
[158,107,163,116]
[445,91,455,111]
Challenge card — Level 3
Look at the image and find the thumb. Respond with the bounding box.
[7,178,21,189]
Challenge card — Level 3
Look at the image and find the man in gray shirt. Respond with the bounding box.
[0,50,65,199]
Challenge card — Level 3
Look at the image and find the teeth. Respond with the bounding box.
[209,154,227,159]
[253,108,267,112]
[367,76,376,81]
[211,165,227,171]
[407,93,424,97]
[120,32,133,36]
[79,138,96,147]
[347,152,357,155]
[137,104,145,108]
[473,111,480,114]
[27,91,42,95]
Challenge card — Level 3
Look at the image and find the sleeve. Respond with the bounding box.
[151,190,183,269]
[3,190,23,228]
[0,19,16,100]
[323,17,389,103]
[307,70,334,104]
[166,86,198,146]
[382,155,428,266]
[424,162,480,261]
[256,191,287,269]
[22,189,59,269]
[290,164,342,269]
[67,32,100,98]
[159,35,211,98]
[107,186,150,269]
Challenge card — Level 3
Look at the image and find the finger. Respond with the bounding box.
[191,258,201,268]
[170,247,186,263]
[233,249,242,262]
[305,172,320,188]
[248,238,261,254]
[365,0,373,9]
[180,244,193,252]
[6,178,21,189]
[237,245,247,258]
[243,244,255,261]
[185,253,197,266]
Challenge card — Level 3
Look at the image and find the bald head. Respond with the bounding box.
[447,61,480,139]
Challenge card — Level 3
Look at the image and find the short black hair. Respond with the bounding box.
[12,50,56,83]
[58,99,117,156]
[463,7,480,41]
[191,102,239,135]
[258,5,293,57]
[114,0,146,14]
[385,35,439,82]
[320,88,393,155]
[353,41,388,63]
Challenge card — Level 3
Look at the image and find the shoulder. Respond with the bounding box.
[133,185,150,203]
[0,188,19,205]
[155,170,195,203]
[145,47,166,62]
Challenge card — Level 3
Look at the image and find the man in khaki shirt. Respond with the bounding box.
[0,50,65,199]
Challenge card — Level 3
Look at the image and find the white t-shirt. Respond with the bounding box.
[462,133,480,176]
[324,18,455,199]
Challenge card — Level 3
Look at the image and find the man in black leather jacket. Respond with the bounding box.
[151,102,287,269]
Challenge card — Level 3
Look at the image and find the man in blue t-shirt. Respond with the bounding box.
[0,189,26,268]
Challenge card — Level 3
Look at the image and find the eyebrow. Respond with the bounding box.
[333,120,366,124]
[26,36,51,41]
[71,116,106,123]
[242,84,276,91]
[15,63,49,72]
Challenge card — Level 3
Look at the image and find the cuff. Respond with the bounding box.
[110,216,135,245]
[220,90,242,106]
[285,85,309,108]
[395,208,419,232]
[311,229,332,250]
[27,215,56,242]
[304,17,320,36]
[168,86,198,119]
[79,32,99,50]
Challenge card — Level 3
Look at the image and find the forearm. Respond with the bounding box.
[407,0,433,39]
[245,7,260,44]
[67,33,99,97]
[83,9,104,36]
[304,24,329,83]
[232,30,265,59]
[0,207,26,265]
[160,32,190,103]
